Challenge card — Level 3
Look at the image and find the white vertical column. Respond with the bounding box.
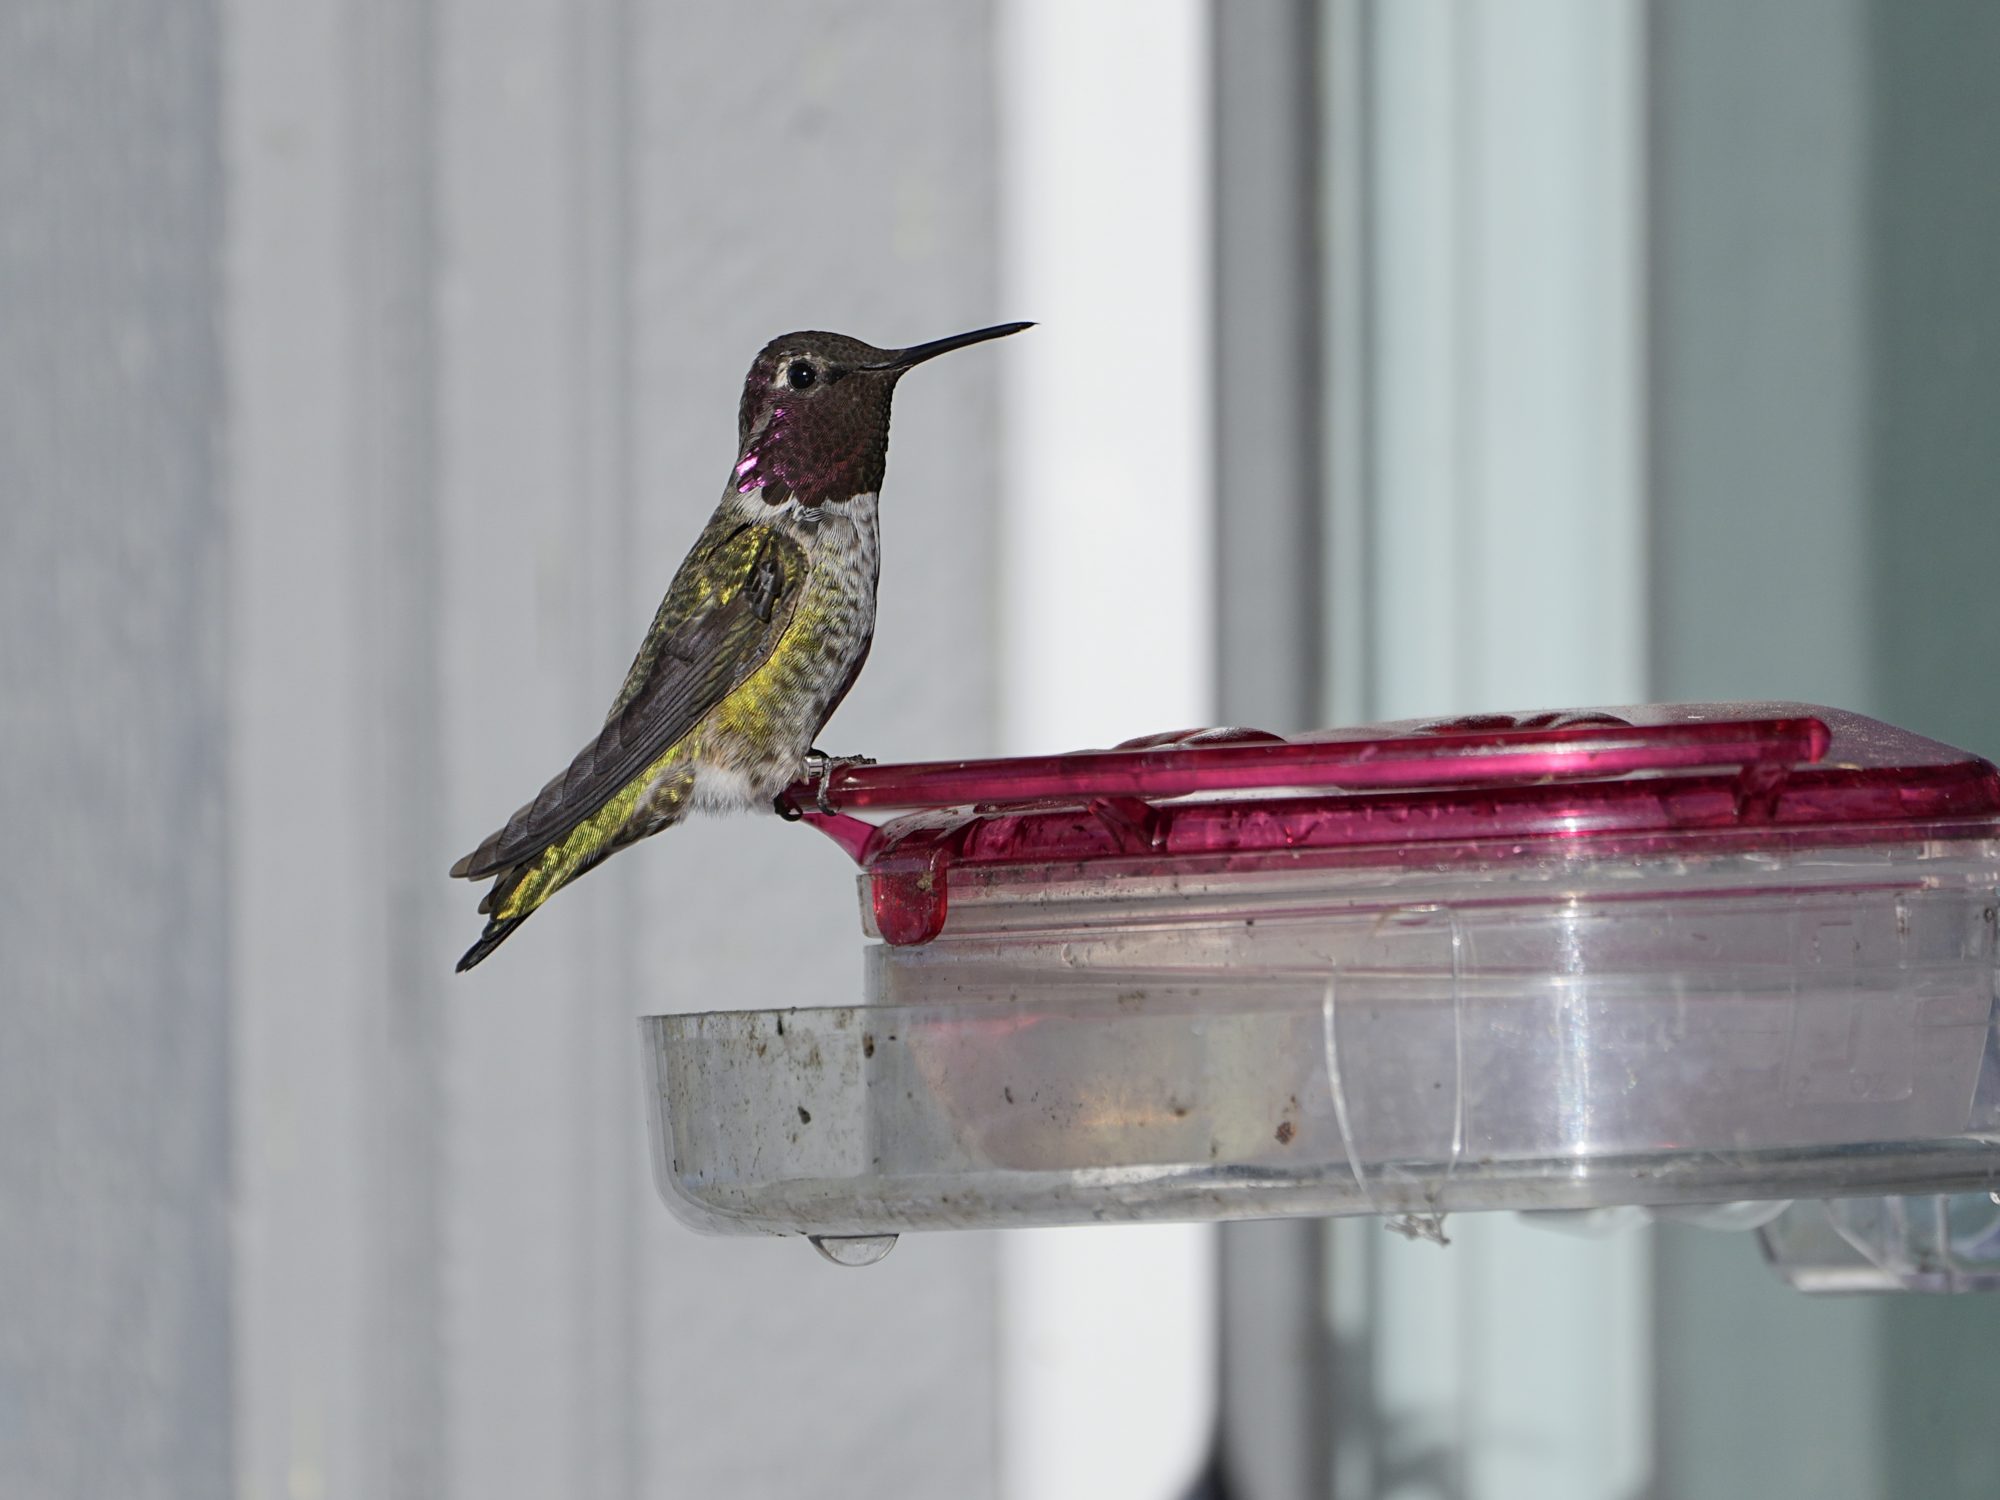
[227,6,379,1496]
[1344,4,1653,1499]
[997,0,1215,750]
[995,4,1216,1499]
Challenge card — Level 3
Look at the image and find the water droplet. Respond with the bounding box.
[809,1233,898,1267]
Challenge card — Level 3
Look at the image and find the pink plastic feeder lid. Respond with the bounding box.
[779,704,2000,946]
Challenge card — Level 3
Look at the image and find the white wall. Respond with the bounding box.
[1,6,231,1497]
[8,3,1015,1496]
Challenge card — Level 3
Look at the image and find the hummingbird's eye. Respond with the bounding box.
[786,359,818,391]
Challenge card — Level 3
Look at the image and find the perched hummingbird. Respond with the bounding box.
[450,321,1031,971]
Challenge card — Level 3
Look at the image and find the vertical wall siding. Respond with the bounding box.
[12,3,1011,1491]
[0,6,231,1498]
[222,3,1006,1497]
[226,0,448,1493]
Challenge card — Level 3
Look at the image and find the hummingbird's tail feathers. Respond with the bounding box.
[456,914,526,972]
[454,833,629,973]
[458,861,535,969]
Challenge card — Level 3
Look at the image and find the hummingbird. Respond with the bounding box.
[449,320,1031,971]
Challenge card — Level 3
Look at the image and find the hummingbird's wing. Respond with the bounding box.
[450,518,809,882]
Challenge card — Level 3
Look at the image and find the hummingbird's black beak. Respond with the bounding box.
[869,321,1034,372]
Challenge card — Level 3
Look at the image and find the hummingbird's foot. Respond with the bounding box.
[804,748,876,815]
[773,794,803,822]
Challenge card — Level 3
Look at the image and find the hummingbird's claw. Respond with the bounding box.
[804,748,876,815]
[773,794,803,822]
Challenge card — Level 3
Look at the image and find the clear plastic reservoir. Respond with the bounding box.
[642,705,2000,1283]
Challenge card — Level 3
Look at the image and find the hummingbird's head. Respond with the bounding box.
[732,322,1031,509]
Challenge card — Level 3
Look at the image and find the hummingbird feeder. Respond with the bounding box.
[641,704,2000,1289]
